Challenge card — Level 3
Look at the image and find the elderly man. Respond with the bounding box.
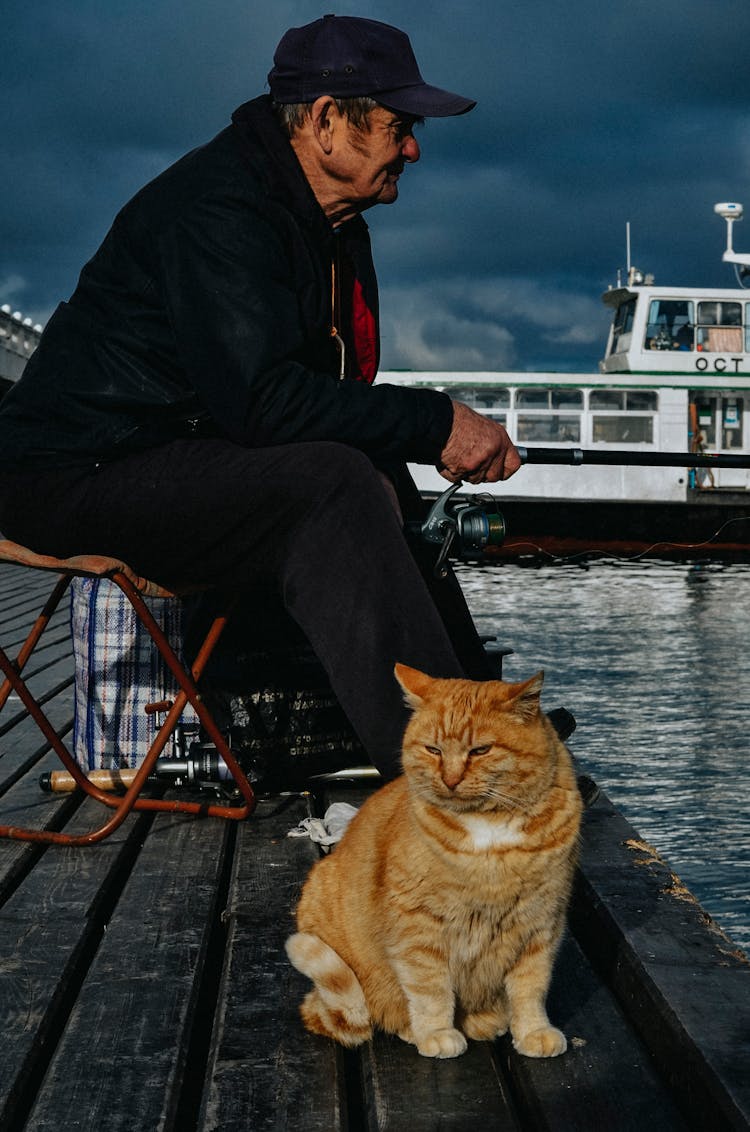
[0,16,519,779]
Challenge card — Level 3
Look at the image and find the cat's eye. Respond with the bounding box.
[469,744,492,757]
[424,745,442,757]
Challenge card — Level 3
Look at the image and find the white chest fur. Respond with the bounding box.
[457,813,525,851]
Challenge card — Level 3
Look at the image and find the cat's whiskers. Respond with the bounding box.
[482,785,532,813]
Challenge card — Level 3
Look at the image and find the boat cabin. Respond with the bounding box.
[601,282,750,380]
[599,280,750,488]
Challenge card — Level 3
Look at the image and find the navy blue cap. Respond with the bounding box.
[268,15,475,117]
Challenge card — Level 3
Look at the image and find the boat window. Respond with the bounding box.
[693,399,717,445]
[592,416,654,443]
[692,396,745,448]
[514,388,583,442]
[722,397,744,449]
[589,390,624,410]
[517,415,581,443]
[698,301,742,326]
[515,388,582,410]
[550,389,583,410]
[455,388,510,412]
[514,388,582,442]
[590,391,658,411]
[590,389,657,444]
[644,300,694,351]
[515,388,550,409]
[475,389,510,411]
[697,302,744,352]
[625,390,658,411]
[609,299,636,355]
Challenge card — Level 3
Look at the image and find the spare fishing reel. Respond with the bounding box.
[150,738,237,793]
[39,730,242,800]
[414,481,506,578]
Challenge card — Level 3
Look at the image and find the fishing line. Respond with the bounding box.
[498,514,750,565]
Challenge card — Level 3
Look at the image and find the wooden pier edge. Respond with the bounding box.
[571,790,750,1132]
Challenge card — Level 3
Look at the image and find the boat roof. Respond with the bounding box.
[603,284,750,308]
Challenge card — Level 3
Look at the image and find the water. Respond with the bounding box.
[458,560,750,955]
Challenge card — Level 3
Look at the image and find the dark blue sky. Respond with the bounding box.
[3,0,750,372]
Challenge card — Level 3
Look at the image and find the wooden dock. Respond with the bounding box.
[0,561,748,1131]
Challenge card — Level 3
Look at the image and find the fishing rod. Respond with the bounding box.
[517,447,750,468]
[418,447,750,575]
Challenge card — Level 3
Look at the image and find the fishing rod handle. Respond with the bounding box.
[39,768,139,794]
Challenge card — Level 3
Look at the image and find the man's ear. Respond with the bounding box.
[309,96,340,155]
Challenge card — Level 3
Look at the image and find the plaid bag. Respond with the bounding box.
[71,580,367,785]
[70,577,198,771]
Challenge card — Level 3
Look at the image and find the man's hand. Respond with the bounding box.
[438,400,522,484]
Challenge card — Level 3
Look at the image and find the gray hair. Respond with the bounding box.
[272,96,379,137]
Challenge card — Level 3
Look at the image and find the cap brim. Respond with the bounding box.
[375,83,476,117]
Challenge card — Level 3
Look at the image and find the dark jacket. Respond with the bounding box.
[0,96,453,470]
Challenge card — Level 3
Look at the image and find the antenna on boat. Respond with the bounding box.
[611,221,652,288]
[715,201,750,286]
[623,221,652,286]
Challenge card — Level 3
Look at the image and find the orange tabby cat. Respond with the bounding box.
[286,663,582,1059]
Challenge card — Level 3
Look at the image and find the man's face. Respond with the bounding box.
[339,106,421,209]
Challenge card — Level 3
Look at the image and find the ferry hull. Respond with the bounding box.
[449,494,750,563]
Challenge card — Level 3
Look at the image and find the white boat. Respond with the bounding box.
[380,203,750,511]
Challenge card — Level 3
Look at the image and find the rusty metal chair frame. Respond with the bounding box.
[0,539,256,846]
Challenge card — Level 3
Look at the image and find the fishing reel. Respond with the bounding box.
[39,732,241,800]
[414,481,506,578]
[150,739,237,793]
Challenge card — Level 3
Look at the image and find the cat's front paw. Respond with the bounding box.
[513,1025,567,1058]
[416,1028,468,1059]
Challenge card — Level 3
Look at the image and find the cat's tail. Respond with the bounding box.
[286,931,373,1047]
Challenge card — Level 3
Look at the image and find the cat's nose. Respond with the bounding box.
[441,766,464,790]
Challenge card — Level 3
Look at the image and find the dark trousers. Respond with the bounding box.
[0,439,490,778]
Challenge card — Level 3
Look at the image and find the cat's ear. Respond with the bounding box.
[506,671,544,720]
[394,663,434,707]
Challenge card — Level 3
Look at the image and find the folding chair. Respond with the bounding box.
[0,539,256,846]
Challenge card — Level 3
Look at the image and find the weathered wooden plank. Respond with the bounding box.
[571,792,750,1132]
[24,807,232,1132]
[0,636,73,690]
[1,631,74,675]
[0,598,70,643]
[0,575,58,617]
[0,710,75,794]
[0,629,75,798]
[0,586,69,620]
[0,748,82,902]
[0,642,73,694]
[0,800,148,1130]
[359,1033,520,1131]
[199,795,346,1132]
[498,932,689,1132]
